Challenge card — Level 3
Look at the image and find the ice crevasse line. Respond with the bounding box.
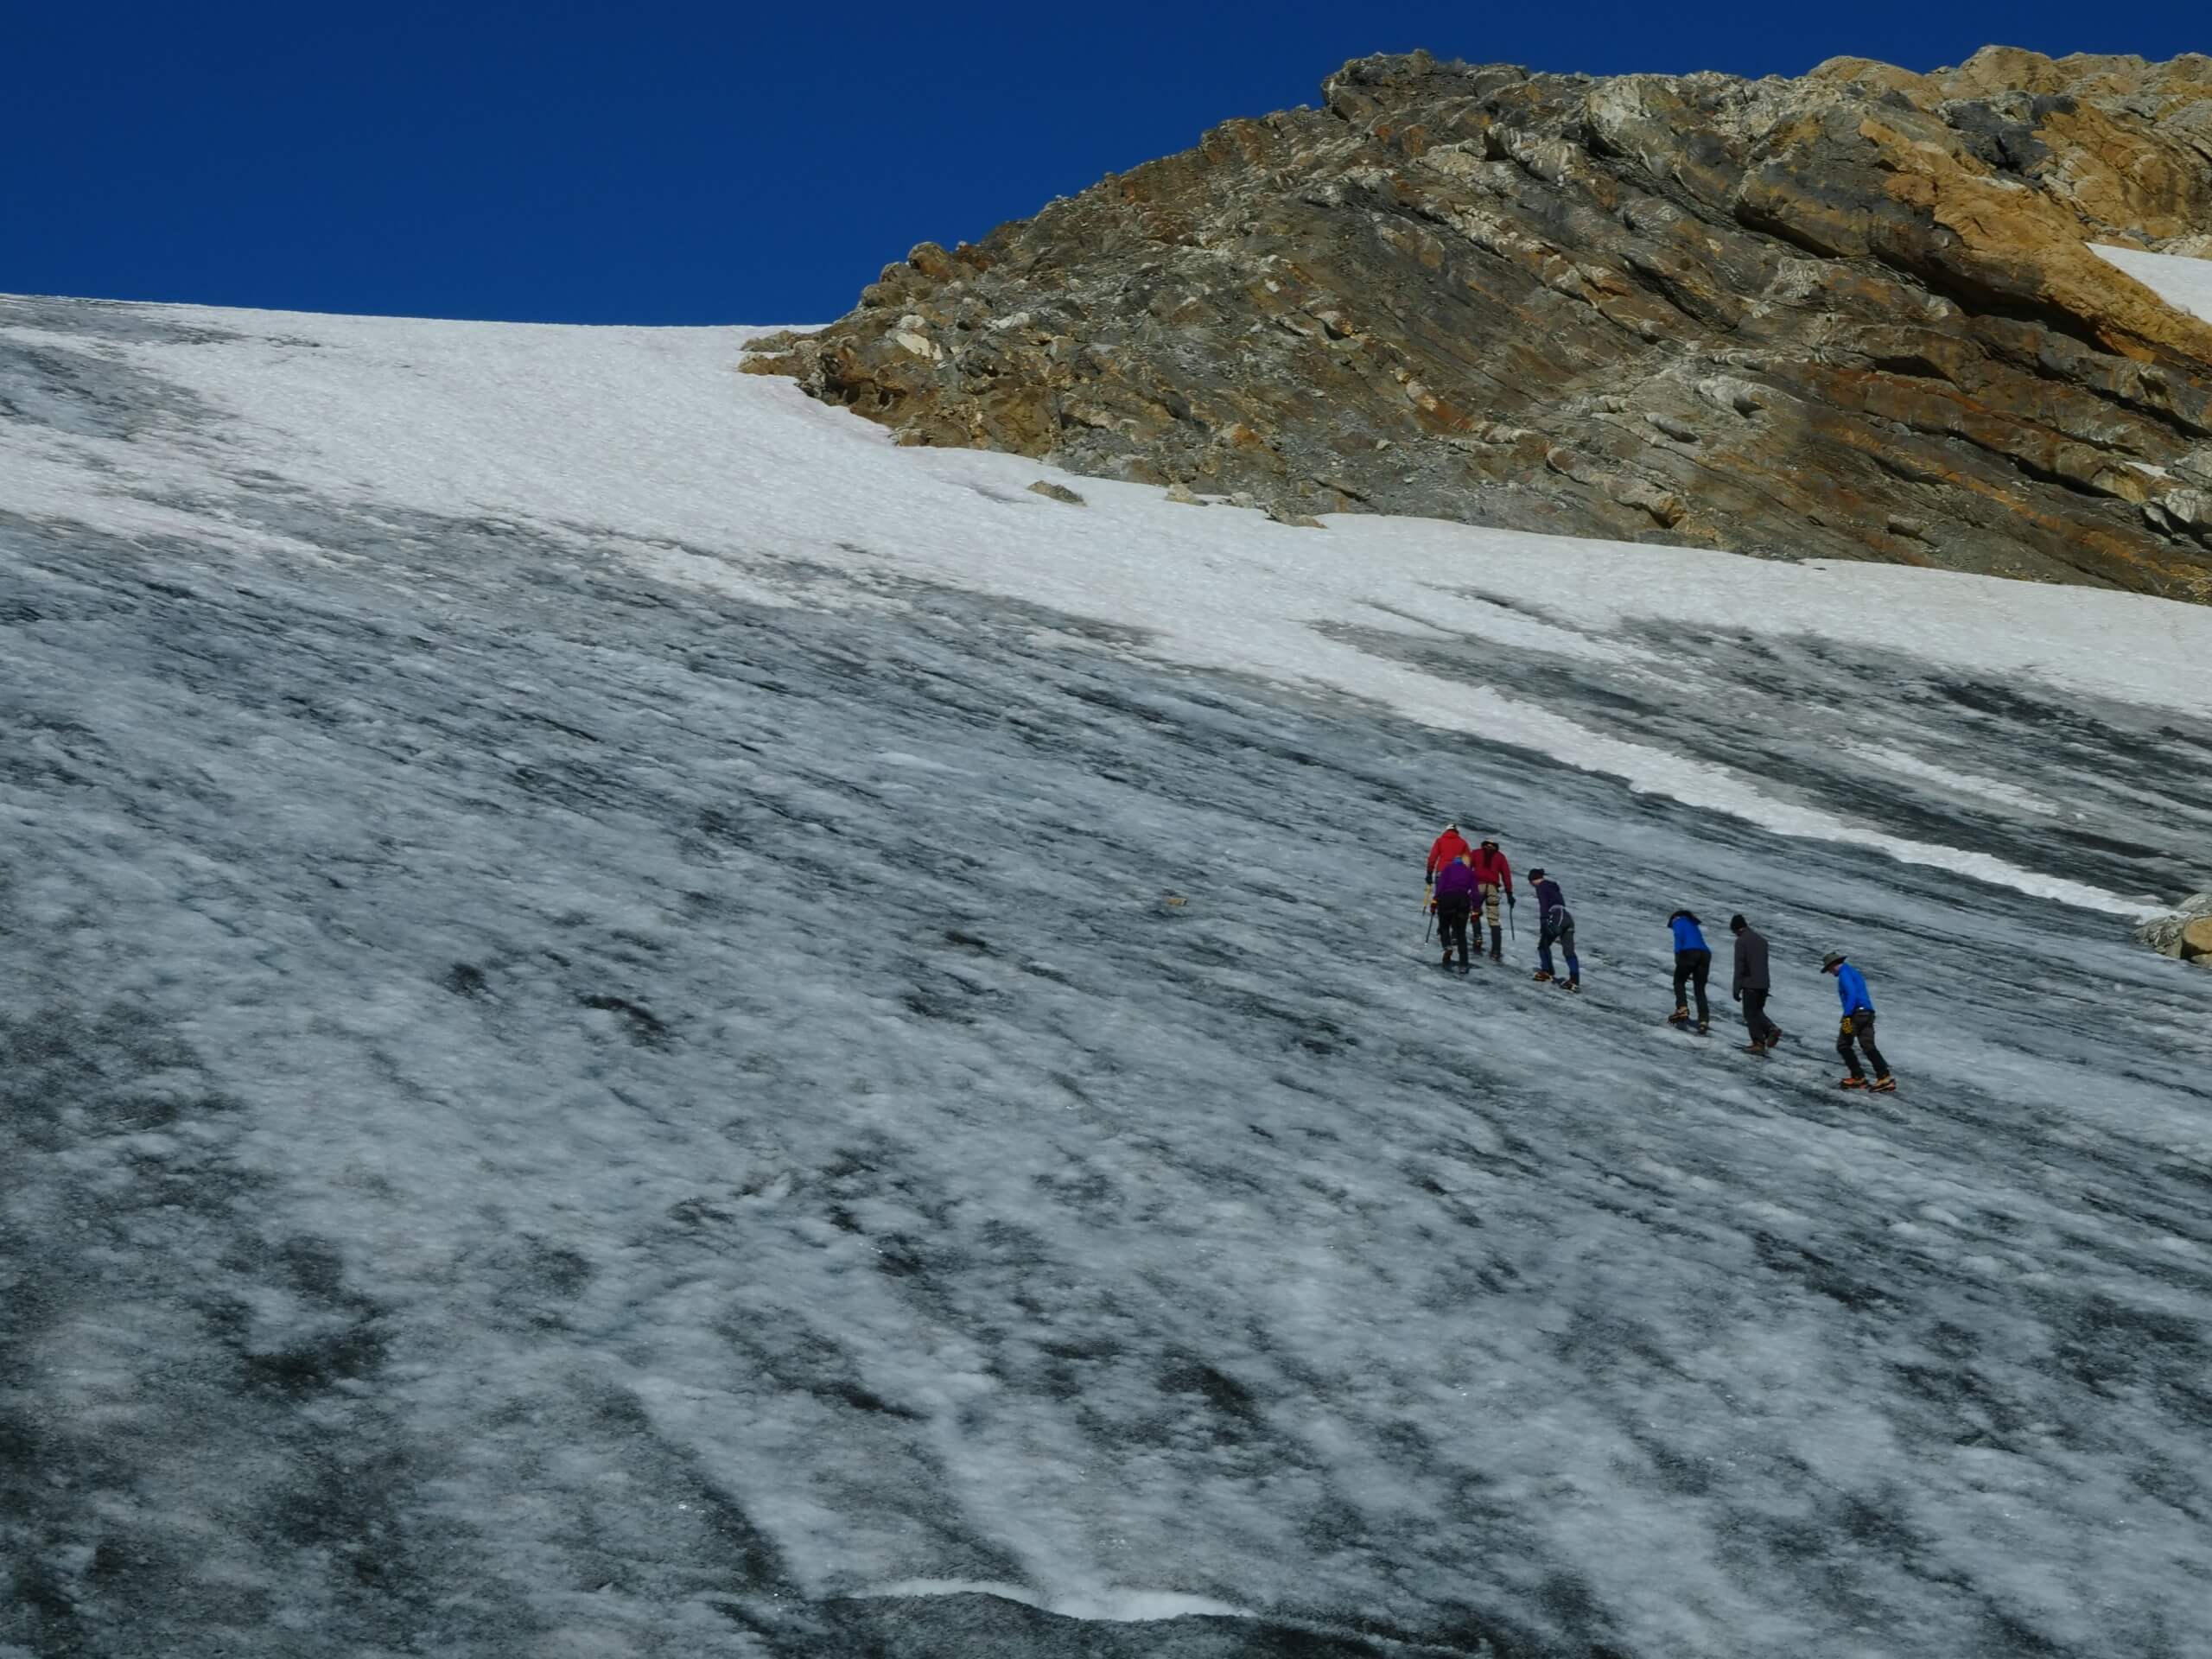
[855,1580,1249,1623]
[1135,619,2161,919]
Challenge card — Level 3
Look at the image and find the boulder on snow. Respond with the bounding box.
[2136,890,2212,963]
[739,327,807,354]
[737,329,809,377]
[1027,480,1085,505]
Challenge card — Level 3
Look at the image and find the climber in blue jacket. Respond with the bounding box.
[1666,910,1712,1032]
[1823,950,1895,1091]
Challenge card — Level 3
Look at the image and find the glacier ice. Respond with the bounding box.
[3,294,2211,1656]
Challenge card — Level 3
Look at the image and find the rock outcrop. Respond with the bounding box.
[748,47,2212,597]
[2138,891,2212,963]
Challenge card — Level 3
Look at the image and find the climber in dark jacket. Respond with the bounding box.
[1528,868,1579,991]
[1667,910,1712,1031]
[1730,914,1783,1052]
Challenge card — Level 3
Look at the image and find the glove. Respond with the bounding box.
[1427,897,1437,914]
[1507,893,1516,908]
[1840,1016,1854,1035]
[1733,989,1743,1002]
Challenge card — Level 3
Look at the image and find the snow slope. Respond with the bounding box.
[7,298,2212,914]
[3,294,2211,1658]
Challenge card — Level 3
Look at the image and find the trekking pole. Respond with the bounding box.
[1422,895,1433,944]
[1507,897,1516,942]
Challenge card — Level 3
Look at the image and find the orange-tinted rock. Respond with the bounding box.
[2183,916,2212,960]
[763,48,2212,599]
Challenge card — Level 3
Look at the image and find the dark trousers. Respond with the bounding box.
[1673,949,1711,1022]
[1539,918,1578,978]
[1838,1010,1890,1079]
[1743,988,1781,1044]
[1437,895,1472,964]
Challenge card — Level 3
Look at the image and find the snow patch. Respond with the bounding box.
[2090,243,2212,327]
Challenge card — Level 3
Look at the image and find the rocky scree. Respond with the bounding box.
[747,46,2212,599]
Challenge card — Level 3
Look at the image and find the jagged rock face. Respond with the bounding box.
[748,46,2212,597]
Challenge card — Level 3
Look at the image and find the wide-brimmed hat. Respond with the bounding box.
[1821,951,1847,972]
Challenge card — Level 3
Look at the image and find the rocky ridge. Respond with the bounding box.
[746,46,2212,598]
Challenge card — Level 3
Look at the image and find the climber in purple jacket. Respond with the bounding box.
[1432,853,1478,970]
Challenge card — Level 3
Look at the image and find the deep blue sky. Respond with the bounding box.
[9,0,2201,324]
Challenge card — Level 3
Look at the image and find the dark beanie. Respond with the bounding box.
[1729,913,1746,931]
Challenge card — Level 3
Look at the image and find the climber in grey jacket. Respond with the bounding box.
[1729,914,1783,1052]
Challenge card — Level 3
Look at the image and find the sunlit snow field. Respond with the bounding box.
[3,283,2211,1658]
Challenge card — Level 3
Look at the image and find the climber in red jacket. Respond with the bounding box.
[1425,823,1471,885]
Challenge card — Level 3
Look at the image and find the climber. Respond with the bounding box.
[1823,951,1895,1091]
[1470,837,1515,962]
[1425,822,1471,887]
[1433,852,1478,971]
[1528,868,1579,991]
[1666,910,1712,1033]
[1729,913,1783,1052]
